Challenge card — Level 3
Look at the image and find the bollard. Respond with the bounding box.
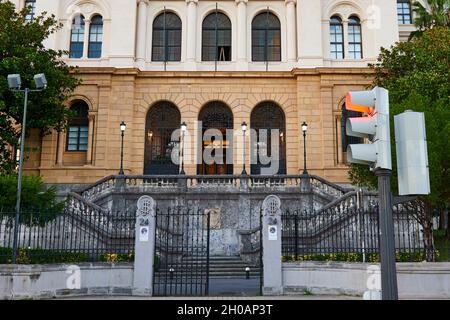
[245,267,250,279]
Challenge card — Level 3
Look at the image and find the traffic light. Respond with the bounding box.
[345,87,392,170]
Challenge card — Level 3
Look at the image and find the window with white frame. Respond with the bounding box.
[330,16,344,59]
[69,14,85,58]
[24,0,36,22]
[348,16,362,59]
[397,0,412,24]
[88,15,103,58]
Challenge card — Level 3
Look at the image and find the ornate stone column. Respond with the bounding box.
[136,0,148,62]
[285,0,297,62]
[82,19,91,58]
[236,0,248,67]
[186,0,198,68]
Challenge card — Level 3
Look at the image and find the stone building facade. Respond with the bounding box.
[12,0,424,185]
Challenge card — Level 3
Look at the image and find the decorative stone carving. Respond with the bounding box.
[136,195,155,226]
[262,195,281,217]
[204,208,221,229]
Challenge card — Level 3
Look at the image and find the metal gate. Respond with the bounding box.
[153,207,210,296]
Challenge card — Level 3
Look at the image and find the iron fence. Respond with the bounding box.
[153,207,210,296]
[282,202,425,262]
[0,206,135,264]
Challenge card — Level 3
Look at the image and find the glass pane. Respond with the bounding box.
[267,46,281,61]
[152,47,164,61]
[167,30,181,46]
[67,144,77,151]
[267,30,281,46]
[252,30,265,46]
[79,144,88,151]
[168,46,181,61]
[252,46,265,61]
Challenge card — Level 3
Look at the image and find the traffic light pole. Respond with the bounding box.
[374,168,398,300]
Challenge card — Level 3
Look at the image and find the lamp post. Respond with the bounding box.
[7,73,47,264]
[301,121,308,175]
[180,122,187,175]
[119,121,126,175]
[241,121,248,175]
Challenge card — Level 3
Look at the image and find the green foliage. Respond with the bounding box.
[99,252,135,263]
[0,1,80,173]
[0,174,65,224]
[410,0,450,38]
[282,251,426,263]
[349,27,450,210]
[0,247,90,264]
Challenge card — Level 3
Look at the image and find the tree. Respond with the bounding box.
[0,1,80,173]
[349,27,450,261]
[410,0,450,38]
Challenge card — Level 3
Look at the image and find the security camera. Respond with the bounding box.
[34,73,47,90]
[7,74,22,90]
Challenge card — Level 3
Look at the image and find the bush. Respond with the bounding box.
[0,174,65,225]
[282,251,426,263]
[0,247,90,264]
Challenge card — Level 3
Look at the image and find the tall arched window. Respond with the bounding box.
[341,104,363,155]
[397,0,412,24]
[152,12,182,62]
[67,101,89,152]
[348,16,362,59]
[198,101,233,175]
[202,12,232,61]
[250,102,286,175]
[88,15,103,58]
[24,0,36,22]
[144,102,181,175]
[252,12,281,62]
[330,16,344,59]
[69,14,85,58]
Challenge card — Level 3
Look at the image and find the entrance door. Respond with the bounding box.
[144,101,180,175]
[197,101,233,175]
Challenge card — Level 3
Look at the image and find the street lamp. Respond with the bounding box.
[7,73,47,264]
[301,121,308,175]
[119,121,126,175]
[241,121,248,175]
[180,122,187,175]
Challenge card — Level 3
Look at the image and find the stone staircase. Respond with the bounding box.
[182,255,261,279]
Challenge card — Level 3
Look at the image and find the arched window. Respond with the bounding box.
[198,101,233,175]
[348,16,362,59]
[69,14,85,58]
[202,12,232,61]
[252,12,281,62]
[250,102,286,175]
[67,101,89,152]
[397,0,412,24]
[152,12,182,62]
[88,15,103,58]
[144,102,181,174]
[24,0,36,22]
[341,104,363,155]
[330,16,344,59]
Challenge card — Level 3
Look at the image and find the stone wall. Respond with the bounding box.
[283,261,450,299]
[0,263,133,300]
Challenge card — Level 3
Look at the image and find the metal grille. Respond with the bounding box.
[282,203,425,262]
[153,207,210,296]
[0,207,135,264]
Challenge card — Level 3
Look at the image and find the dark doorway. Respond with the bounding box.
[250,101,286,175]
[198,101,233,175]
[144,101,181,175]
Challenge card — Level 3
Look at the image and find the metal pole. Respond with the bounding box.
[119,130,124,175]
[375,168,398,300]
[12,88,29,264]
[180,130,185,174]
[242,130,247,175]
[302,131,307,174]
